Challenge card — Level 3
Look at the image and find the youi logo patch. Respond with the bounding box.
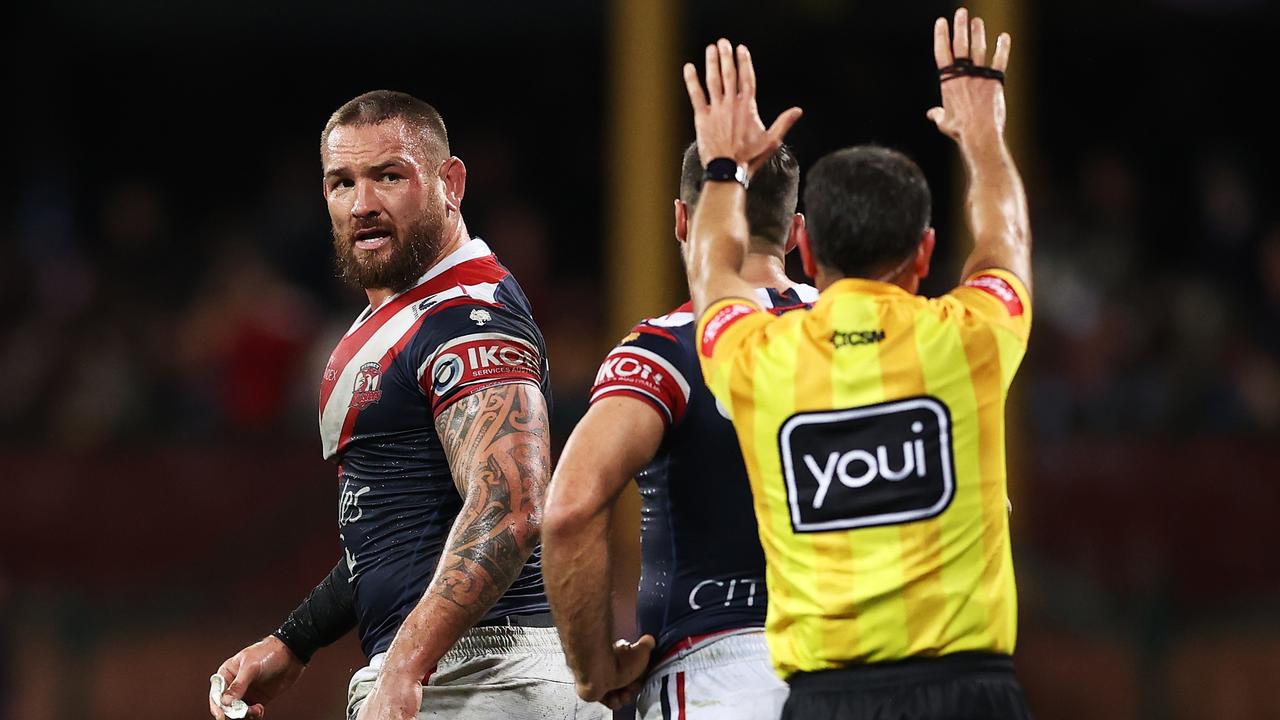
[778,396,956,533]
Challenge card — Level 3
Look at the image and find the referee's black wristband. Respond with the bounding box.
[939,58,1005,83]
[272,560,357,664]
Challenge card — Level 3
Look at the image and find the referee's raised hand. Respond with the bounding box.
[928,8,1032,290]
[682,39,802,178]
[927,7,1012,148]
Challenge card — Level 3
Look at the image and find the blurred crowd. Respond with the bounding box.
[2,138,1276,451]
[1025,145,1280,437]
[0,136,608,452]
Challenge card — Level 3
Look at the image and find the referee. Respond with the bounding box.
[679,9,1032,720]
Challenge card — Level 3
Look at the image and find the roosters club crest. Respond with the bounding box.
[350,362,384,409]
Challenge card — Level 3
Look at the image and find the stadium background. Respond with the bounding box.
[3,0,1279,718]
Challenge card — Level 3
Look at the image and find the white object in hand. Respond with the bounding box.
[209,674,250,719]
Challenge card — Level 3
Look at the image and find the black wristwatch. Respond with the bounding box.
[703,157,749,189]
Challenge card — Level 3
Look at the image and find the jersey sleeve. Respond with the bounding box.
[946,268,1033,344]
[589,324,695,427]
[413,302,546,419]
[945,269,1032,390]
[694,297,774,418]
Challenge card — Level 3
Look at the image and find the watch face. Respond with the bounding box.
[705,157,738,179]
[704,157,745,185]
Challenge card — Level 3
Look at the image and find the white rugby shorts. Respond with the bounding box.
[347,625,608,719]
[636,630,788,720]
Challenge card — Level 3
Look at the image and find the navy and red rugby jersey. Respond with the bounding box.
[590,284,817,657]
[319,238,551,659]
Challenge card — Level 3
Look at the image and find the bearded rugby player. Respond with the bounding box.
[210,91,606,720]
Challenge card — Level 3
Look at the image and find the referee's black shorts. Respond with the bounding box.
[782,652,1032,720]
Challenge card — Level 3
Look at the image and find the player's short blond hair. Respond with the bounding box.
[321,90,449,165]
[679,142,799,250]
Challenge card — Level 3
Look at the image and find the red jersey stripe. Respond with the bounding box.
[319,254,509,413]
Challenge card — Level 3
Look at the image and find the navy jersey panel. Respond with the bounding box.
[590,285,817,656]
[319,239,551,659]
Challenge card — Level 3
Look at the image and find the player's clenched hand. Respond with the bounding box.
[927,7,1011,148]
[683,39,801,177]
[595,634,655,711]
[354,671,423,720]
[210,636,304,720]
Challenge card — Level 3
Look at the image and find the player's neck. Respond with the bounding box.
[740,251,796,293]
[364,219,471,310]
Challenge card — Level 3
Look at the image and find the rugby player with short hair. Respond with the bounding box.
[681,11,1034,720]
[209,90,606,720]
[543,141,811,718]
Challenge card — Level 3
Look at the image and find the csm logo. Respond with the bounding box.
[779,396,955,533]
[832,329,885,348]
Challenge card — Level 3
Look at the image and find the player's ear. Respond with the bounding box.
[674,199,689,244]
[797,222,817,278]
[784,213,804,254]
[440,157,467,213]
[915,227,936,279]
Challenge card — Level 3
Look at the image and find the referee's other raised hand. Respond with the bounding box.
[926,8,1032,289]
[927,8,1011,149]
[681,39,802,178]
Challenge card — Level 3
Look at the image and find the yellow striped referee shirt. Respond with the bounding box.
[695,269,1031,678]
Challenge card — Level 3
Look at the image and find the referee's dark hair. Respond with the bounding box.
[321,90,450,165]
[680,142,800,251]
[803,145,932,277]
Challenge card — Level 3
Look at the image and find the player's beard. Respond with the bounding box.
[332,207,448,293]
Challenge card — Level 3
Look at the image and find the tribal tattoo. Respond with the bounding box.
[432,382,549,610]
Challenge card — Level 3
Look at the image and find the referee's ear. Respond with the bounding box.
[915,228,937,280]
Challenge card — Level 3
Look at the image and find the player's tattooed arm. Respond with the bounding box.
[363,382,549,700]
[432,382,547,610]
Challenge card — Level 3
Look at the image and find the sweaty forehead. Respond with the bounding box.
[323,120,431,171]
